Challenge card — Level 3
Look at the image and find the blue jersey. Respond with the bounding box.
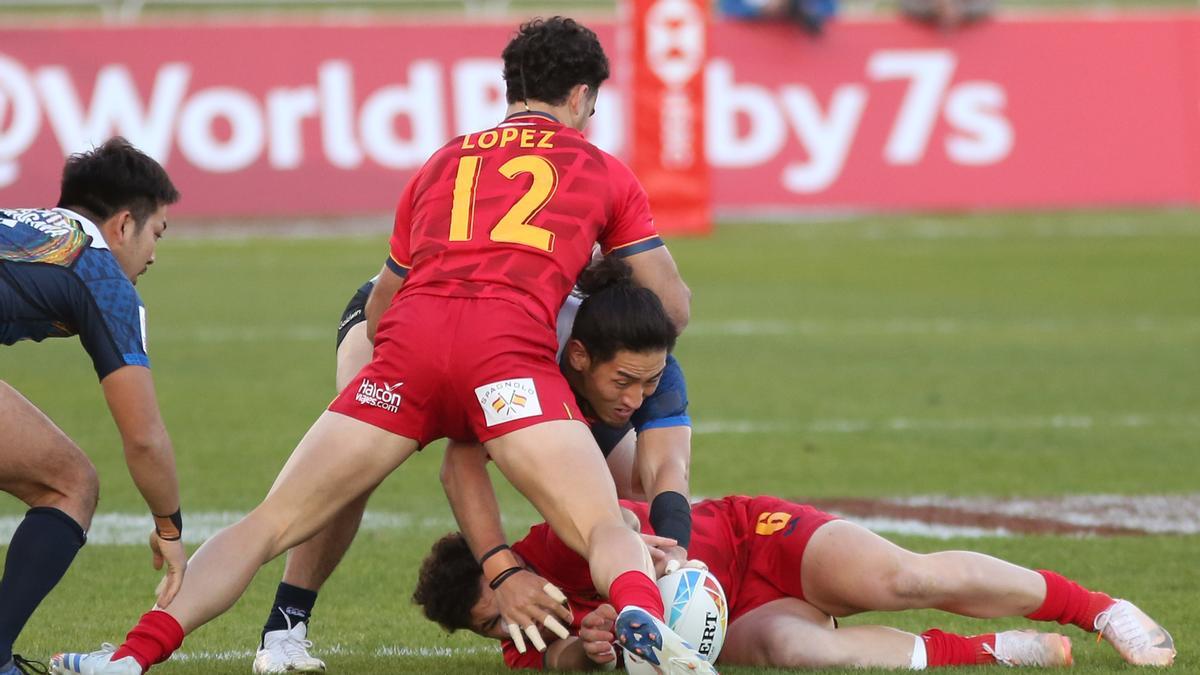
[1,208,150,380]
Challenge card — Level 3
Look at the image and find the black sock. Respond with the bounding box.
[0,507,86,664]
[260,582,319,645]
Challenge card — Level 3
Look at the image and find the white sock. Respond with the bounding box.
[910,634,928,670]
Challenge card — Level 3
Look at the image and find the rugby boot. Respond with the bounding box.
[984,630,1073,667]
[615,605,717,674]
[253,612,326,673]
[1095,600,1176,666]
[49,645,140,675]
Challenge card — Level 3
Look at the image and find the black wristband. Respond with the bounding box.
[489,566,525,590]
[649,491,692,549]
[153,508,183,542]
[478,543,511,567]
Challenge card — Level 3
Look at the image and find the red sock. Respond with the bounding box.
[607,570,666,620]
[112,610,185,671]
[1025,569,1114,632]
[921,629,997,667]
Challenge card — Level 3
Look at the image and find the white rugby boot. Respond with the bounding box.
[984,630,1073,667]
[253,611,326,673]
[614,605,717,674]
[1094,599,1176,666]
[49,644,141,675]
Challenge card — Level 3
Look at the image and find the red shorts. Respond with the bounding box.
[723,496,838,622]
[328,293,583,446]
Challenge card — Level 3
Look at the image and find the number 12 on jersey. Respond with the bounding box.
[449,154,559,252]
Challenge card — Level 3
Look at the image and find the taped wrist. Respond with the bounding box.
[649,491,691,549]
[153,509,183,541]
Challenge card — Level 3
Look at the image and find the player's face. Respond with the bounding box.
[468,579,507,640]
[469,579,553,643]
[574,347,668,426]
[110,204,168,284]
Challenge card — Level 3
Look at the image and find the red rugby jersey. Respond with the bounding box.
[387,112,663,328]
[503,499,746,669]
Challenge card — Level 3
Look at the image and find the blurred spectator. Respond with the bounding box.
[719,0,837,34]
[898,0,995,28]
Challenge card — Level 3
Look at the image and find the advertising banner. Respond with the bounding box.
[1,14,1198,223]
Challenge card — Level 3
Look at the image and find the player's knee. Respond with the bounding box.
[761,624,848,668]
[887,557,946,604]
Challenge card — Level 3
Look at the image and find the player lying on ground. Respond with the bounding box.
[50,17,714,675]
[414,496,1176,670]
[0,139,186,675]
[251,257,694,673]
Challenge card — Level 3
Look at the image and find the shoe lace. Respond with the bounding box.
[12,655,48,675]
[275,609,316,662]
[1095,603,1150,652]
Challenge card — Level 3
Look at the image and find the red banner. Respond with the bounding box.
[630,0,712,234]
[1,15,1198,224]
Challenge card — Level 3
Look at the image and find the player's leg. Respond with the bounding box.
[722,598,1071,669]
[801,519,1173,666]
[254,320,376,674]
[253,490,372,674]
[486,421,713,674]
[53,412,419,674]
[0,382,92,669]
[801,519,1046,618]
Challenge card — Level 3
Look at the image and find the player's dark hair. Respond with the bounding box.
[57,136,179,230]
[502,17,610,105]
[572,256,677,364]
[412,533,484,633]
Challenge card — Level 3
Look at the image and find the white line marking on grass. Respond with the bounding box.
[693,413,1200,435]
[892,494,1200,535]
[169,644,497,662]
[846,517,1013,539]
[687,317,1200,337]
[0,511,461,546]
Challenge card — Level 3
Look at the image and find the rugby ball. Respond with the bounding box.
[624,568,728,673]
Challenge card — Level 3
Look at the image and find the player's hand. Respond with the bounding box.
[495,569,572,653]
[149,531,187,608]
[579,604,618,666]
[654,545,692,577]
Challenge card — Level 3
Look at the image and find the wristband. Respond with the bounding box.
[153,509,183,541]
[478,543,510,567]
[489,566,525,590]
[649,491,692,549]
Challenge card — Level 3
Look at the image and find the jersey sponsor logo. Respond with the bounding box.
[755,511,798,536]
[355,378,404,413]
[475,377,542,427]
[338,308,363,331]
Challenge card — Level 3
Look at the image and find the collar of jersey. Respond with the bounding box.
[55,207,109,250]
[503,110,560,124]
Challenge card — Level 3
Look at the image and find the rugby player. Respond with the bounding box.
[0,138,186,675]
[251,257,691,673]
[414,497,1177,670]
[52,17,713,675]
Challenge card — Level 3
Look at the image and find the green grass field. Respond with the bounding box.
[2,211,1198,673]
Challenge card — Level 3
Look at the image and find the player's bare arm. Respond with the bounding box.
[622,246,690,333]
[101,365,187,607]
[634,426,693,568]
[440,442,572,651]
[363,263,405,342]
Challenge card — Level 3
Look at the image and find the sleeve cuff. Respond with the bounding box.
[385,256,411,277]
[606,235,664,258]
[635,415,691,432]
